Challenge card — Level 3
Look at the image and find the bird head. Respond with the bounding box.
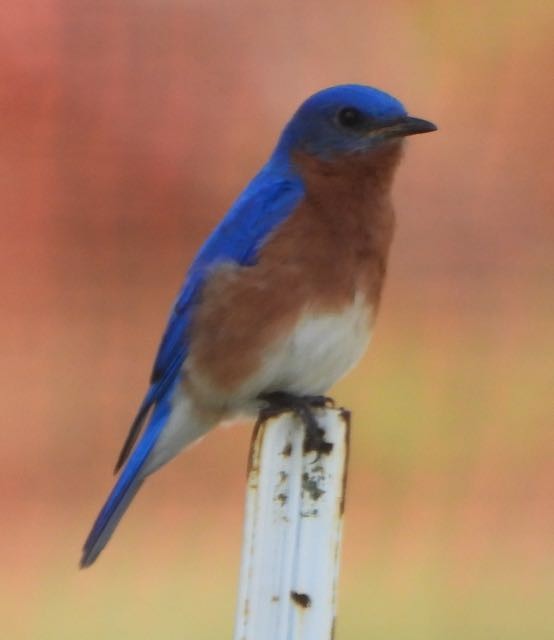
[273,84,436,162]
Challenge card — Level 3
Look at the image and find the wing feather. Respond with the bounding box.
[114,173,304,471]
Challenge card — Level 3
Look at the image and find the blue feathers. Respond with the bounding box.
[273,84,408,159]
[150,173,304,383]
[81,171,304,566]
[81,387,174,567]
[114,173,304,473]
[82,83,432,567]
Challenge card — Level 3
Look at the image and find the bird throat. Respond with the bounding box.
[292,140,404,197]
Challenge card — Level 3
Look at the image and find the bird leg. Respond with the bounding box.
[258,391,335,456]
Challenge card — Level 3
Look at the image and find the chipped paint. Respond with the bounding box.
[276,493,288,506]
[302,472,325,501]
[233,407,350,639]
[339,408,351,515]
[290,591,312,608]
[281,441,293,457]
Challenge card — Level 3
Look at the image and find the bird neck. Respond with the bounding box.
[291,141,404,198]
[256,142,403,311]
[289,142,403,251]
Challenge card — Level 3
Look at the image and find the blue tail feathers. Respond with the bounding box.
[80,393,173,568]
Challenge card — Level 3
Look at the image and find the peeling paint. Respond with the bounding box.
[303,423,333,456]
[290,591,312,608]
[234,408,349,640]
[339,409,351,515]
[302,472,325,501]
[281,441,292,457]
[246,415,266,476]
[276,493,287,506]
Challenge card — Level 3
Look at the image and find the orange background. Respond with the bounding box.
[1,2,552,638]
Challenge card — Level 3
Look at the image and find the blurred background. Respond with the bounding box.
[1,1,552,638]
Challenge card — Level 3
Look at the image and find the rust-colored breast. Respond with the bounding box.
[186,142,403,397]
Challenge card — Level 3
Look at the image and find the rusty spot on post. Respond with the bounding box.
[281,441,292,456]
[290,591,311,608]
[246,414,266,476]
[302,424,333,456]
[339,408,351,515]
[302,472,325,501]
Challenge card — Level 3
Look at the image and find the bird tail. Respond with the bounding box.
[81,383,214,568]
[80,393,173,568]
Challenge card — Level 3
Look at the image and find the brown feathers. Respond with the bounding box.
[185,141,403,395]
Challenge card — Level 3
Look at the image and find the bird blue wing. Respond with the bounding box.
[82,171,304,567]
[81,391,172,567]
[113,171,305,472]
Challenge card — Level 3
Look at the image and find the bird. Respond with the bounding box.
[81,84,436,567]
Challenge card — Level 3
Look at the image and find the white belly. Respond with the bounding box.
[235,292,373,404]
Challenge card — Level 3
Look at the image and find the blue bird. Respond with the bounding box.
[81,84,436,567]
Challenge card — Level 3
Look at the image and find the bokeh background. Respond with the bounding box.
[1,1,553,638]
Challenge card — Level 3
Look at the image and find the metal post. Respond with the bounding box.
[234,407,350,640]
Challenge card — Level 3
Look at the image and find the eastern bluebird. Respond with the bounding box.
[81,84,436,567]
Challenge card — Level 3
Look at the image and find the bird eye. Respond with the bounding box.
[337,107,364,129]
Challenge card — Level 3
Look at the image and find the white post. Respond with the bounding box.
[234,407,350,640]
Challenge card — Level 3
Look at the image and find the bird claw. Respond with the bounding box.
[258,391,335,457]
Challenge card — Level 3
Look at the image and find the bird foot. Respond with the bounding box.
[258,391,334,456]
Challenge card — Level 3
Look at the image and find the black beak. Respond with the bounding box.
[382,116,438,138]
